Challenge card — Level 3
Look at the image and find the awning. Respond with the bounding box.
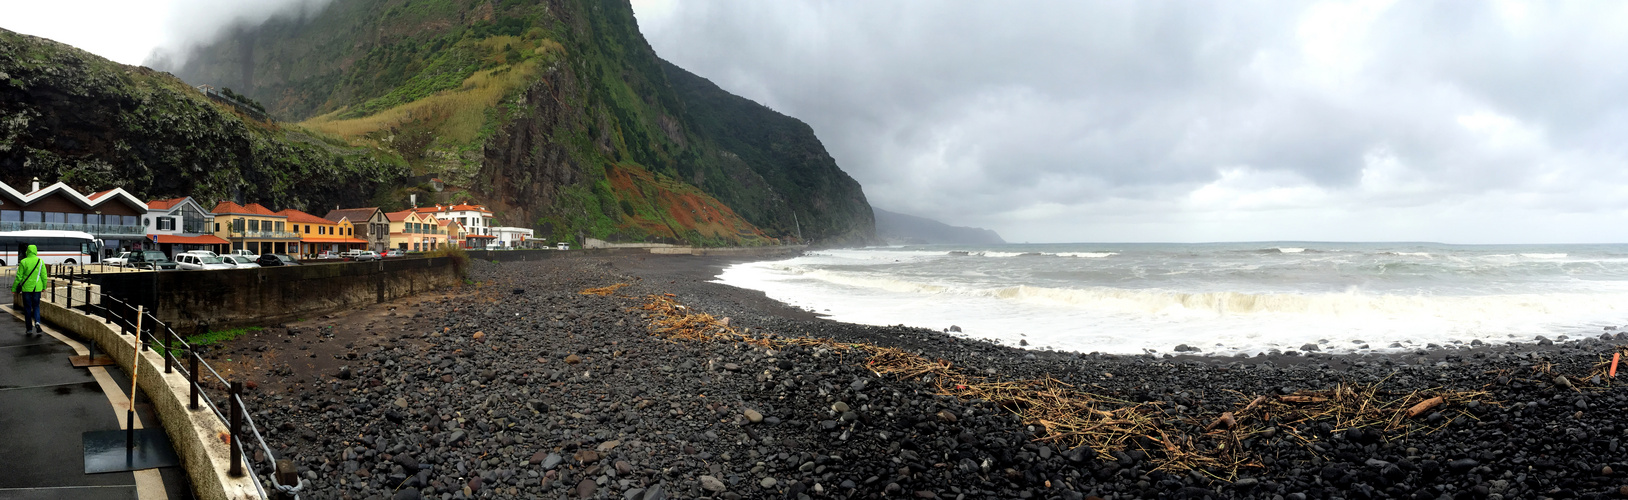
[149,234,231,245]
[300,237,368,244]
[465,234,497,239]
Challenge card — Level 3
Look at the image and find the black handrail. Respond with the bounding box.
[48,286,302,499]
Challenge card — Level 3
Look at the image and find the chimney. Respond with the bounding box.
[31,177,39,192]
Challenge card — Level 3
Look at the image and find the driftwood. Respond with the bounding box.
[1405,396,1444,418]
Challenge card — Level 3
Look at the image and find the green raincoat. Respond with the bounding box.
[13,245,47,293]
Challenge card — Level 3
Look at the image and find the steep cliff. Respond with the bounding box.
[0,29,408,212]
[160,0,875,245]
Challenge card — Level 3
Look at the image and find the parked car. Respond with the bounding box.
[220,255,261,269]
[125,251,179,270]
[175,253,234,271]
[104,251,131,266]
[385,249,405,258]
[345,250,381,262]
[228,249,260,261]
[556,242,570,250]
[316,251,342,259]
[256,254,300,267]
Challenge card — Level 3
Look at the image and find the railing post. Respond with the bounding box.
[163,328,173,374]
[189,351,200,410]
[229,381,244,477]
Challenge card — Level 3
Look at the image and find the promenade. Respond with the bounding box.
[0,290,190,500]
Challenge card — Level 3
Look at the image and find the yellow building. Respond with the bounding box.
[212,202,299,255]
[385,210,447,251]
[278,209,367,257]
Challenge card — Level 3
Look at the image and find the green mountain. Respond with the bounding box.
[159,0,875,245]
[0,29,409,213]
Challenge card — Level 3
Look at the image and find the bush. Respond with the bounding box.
[426,244,470,277]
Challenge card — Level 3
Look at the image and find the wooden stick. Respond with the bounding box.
[1405,396,1443,418]
[131,306,143,395]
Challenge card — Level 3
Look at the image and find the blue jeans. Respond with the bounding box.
[20,292,40,331]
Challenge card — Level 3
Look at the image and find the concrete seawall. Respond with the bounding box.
[91,258,463,335]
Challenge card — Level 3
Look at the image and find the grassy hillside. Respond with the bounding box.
[160,0,875,246]
[0,28,408,212]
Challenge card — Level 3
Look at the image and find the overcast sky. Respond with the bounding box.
[632,0,1628,244]
[7,1,1628,243]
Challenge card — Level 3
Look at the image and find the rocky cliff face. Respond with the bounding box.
[159,0,875,245]
[0,29,407,211]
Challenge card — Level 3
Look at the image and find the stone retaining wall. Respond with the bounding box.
[89,258,463,335]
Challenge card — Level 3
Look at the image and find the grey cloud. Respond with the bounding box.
[636,1,1628,241]
[144,0,333,67]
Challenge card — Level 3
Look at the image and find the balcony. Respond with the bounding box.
[226,230,301,240]
[0,221,147,235]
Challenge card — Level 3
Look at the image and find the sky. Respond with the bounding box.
[6,1,1628,243]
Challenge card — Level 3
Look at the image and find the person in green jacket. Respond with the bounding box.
[12,244,46,335]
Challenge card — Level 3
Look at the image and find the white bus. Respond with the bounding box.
[0,230,101,266]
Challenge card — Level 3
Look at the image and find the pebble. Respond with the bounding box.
[700,475,727,492]
[744,409,763,423]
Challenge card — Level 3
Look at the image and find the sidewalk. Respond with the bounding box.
[0,290,191,500]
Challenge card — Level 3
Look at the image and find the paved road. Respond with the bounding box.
[0,290,193,500]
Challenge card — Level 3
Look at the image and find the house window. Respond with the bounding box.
[275,222,285,232]
[215,223,221,232]
[248,219,260,232]
[67,213,84,225]
[157,217,175,231]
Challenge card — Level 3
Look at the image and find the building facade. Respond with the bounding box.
[211,202,300,255]
[413,204,497,248]
[279,209,366,257]
[324,208,391,253]
[145,197,228,257]
[386,210,447,251]
[491,226,535,249]
[0,179,148,256]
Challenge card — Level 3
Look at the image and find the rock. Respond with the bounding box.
[744,409,763,424]
[914,491,938,498]
[935,410,957,423]
[723,363,740,371]
[1019,339,1028,346]
[1555,376,1575,390]
[565,354,582,364]
[948,325,962,332]
[472,331,484,340]
[541,453,562,469]
[1301,343,1320,352]
[597,440,621,452]
[760,477,777,488]
[1620,485,1628,497]
[615,461,632,475]
[392,489,423,500]
[1448,458,1478,472]
[700,475,727,492]
[394,397,409,408]
[1173,344,1198,352]
[832,402,850,413]
[573,449,599,464]
[336,366,353,380]
[1603,465,1613,476]
[576,478,596,498]
[446,430,466,445]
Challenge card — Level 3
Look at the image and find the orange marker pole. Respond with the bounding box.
[1611,352,1620,378]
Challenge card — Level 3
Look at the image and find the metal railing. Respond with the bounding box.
[0,221,146,235]
[226,230,300,239]
[50,270,302,499]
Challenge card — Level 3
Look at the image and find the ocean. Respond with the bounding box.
[714,242,1628,355]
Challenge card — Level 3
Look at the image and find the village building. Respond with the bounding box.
[211,202,299,255]
[491,226,535,249]
[278,209,366,257]
[324,207,391,253]
[385,210,447,251]
[144,197,228,257]
[412,203,497,248]
[0,178,147,255]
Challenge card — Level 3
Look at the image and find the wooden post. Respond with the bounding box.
[274,459,298,499]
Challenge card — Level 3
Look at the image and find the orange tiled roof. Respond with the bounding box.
[212,201,283,216]
[147,197,187,210]
[385,210,415,222]
[276,209,334,224]
[88,189,116,200]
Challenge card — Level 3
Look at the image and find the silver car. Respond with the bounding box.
[174,253,233,270]
[220,255,261,268]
